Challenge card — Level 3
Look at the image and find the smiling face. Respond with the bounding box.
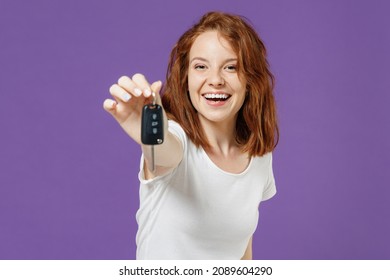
[187,30,247,126]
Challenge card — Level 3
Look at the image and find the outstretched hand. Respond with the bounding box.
[103,74,163,145]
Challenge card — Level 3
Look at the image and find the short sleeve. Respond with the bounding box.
[262,153,277,201]
[167,120,187,151]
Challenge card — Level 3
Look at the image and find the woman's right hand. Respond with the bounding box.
[103,74,163,145]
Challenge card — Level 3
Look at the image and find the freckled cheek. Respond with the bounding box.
[187,76,205,97]
[235,82,247,101]
[187,82,201,109]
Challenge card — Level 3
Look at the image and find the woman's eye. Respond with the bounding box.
[225,65,237,71]
[194,64,206,70]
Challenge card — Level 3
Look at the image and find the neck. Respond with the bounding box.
[199,115,238,155]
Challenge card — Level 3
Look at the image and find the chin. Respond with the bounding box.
[198,112,235,124]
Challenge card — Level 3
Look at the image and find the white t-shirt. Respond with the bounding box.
[136,120,276,260]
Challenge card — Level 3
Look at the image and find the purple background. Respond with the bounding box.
[1,0,389,260]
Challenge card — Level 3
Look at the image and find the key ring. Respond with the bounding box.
[152,92,156,106]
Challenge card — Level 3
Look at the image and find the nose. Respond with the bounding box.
[207,69,224,87]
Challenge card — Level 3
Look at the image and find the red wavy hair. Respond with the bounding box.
[162,11,279,157]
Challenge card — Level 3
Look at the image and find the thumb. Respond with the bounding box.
[151,80,163,104]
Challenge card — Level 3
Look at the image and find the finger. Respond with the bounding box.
[151,80,162,94]
[117,76,143,97]
[103,99,117,114]
[109,84,132,103]
[132,73,152,98]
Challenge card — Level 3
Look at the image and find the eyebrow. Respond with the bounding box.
[189,57,238,64]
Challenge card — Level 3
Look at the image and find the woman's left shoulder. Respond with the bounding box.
[253,152,273,162]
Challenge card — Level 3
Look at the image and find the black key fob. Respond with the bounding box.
[141,103,164,145]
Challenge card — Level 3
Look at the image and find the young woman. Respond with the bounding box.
[103,11,279,260]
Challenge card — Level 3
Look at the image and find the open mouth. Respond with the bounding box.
[202,93,232,102]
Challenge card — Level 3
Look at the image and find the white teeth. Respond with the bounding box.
[204,93,229,99]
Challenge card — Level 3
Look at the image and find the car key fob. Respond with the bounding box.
[141,103,164,145]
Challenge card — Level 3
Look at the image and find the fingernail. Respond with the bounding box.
[134,88,142,96]
[122,93,131,102]
[111,100,117,108]
[144,89,152,97]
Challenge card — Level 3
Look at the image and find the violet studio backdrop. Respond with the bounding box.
[0,0,389,260]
